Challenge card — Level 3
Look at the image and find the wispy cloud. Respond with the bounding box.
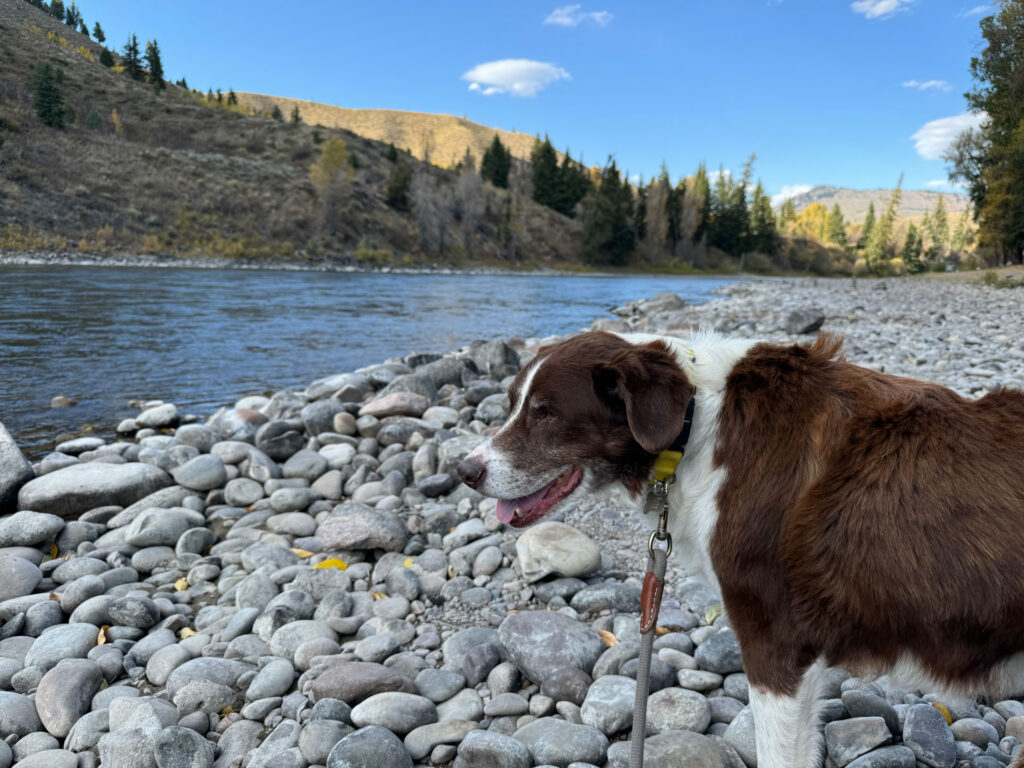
[851,0,912,19]
[544,5,613,27]
[771,185,812,207]
[463,59,570,97]
[911,112,988,159]
[958,5,991,17]
[903,79,952,92]
[924,179,966,191]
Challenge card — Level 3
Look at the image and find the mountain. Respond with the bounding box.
[0,0,579,267]
[785,185,970,221]
[235,93,545,168]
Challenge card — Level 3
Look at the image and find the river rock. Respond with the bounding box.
[456,730,531,768]
[125,507,203,547]
[646,687,712,734]
[606,731,733,768]
[359,392,430,419]
[825,716,893,765]
[580,675,635,736]
[327,725,412,768]
[515,522,601,583]
[35,658,103,738]
[903,704,955,768]
[499,611,604,683]
[350,691,437,736]
[171,454,227,491]
[0,510,63,547]
[0,422,34,515]
[311,661,417,705]
[153,726,215,768]
[0,555,41,601]
[24,623,98,669]
[17,462,171,519]
[0,691,42,738]
[137,403,179,428]
[404,719,478,760]
[317,507,408,551]
[512,717,609,767]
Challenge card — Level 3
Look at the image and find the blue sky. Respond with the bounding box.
[81,0,991,203]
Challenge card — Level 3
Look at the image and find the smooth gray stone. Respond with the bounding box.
[246,658,295,700]
[404,719,478,760]
[825,716,893,765]
[152,725,215,768]
[125,507,204,547]
[0,511,63,547]
[416,668,466,703]
[170,454,227,492]
[0,421,33,514]
[317,507,408,551]
[11,750,76,768]
[694,628,744,674]
[845,746,918,767]
[92,685,141,711]
[24,623,98,670]
[456,729,531,768]
[512,717,609,767]
[606,730,733,768]
[109,596,160,629]
[18,462,171,519]
[950,717,1000,748]
[903,703,955,768]
[172,680,240,716]
[298,718,353,764]
[0,690,42,738]
[843,688,901,736]
[350,691,438,736]
[269,620,337,661]
[65,709,109,752]
[212,720,263,768]
[568,582,641,614]
[723,706,757,766]
[35,658,103,737]
[146,644,191,687]
[436,688,484,722]
[499,611,604,682]
[0,554,41,601]
[327,725,412,768]
[647,686,713,734]
[164,657,252,697]
[484,693,530,717]
[310,661,417,705]
[580,675,636,736]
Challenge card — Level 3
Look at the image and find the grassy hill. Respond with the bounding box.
[0,0,580,267]
[787,185,969,221]
[235,93,544,169]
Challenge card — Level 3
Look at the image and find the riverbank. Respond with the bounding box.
[1,278,1022,768]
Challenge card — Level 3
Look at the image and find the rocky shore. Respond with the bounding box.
[1,276,1023,768]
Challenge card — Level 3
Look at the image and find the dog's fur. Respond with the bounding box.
[457,329,1024,768]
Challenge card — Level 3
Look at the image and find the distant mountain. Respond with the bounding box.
[235,93,544,168]
[785,185,969,221]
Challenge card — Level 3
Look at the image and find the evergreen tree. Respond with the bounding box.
[749,181,779,255]
[660,165,683,254]
[691,162,712,244]
[48,0,64,22]
[31,62,64,128]
[385,163,412,211]
[928,194,949,254]
[780,197,798,224]
[706,156,754,256]
[84,106,102,130]
[144,40,165,91]
[99,47,114,67]
[951,207,971,253]
[271,105,284,121]
[634,177,647,241]
[901,222,924,272]
[386,143,398,163]
[92,21,104,42]
[858,202,876,248]
[290,104,301,123]
[581,158,636,266]
[122,34,143,80]
[825,204,847,245]
[558,151,591,217]
[480,135,512,189]
[63,1,80,27]
[227,89,237,106]
[78,19,88,35]
[864,176,903,274]
[531,136,561,212]
[216,88,223,104]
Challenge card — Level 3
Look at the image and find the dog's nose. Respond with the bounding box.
[457,456,486,488]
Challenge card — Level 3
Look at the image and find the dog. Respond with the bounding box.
[456,329,1024,768]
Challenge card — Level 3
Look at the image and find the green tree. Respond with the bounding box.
[311,138,356,232]
[951,207,971,253]
[144,40,165,91]
[706,155,754,256]
[825,204,847,245]
[122,34,143,80]
[48,0,64,22]
[84,106,102,130]
[901,222,924,272]
[558,151,591,217]
[691,162,712,244]
[634,177,647,241]
[386,143,398,163]
[864,176,903,274]
[63,1,80,27]
[385,163,412,211]
[92,21,105,42]
[227,89,238,106]
[928,194,949,254]
[660,165,684,254]
[271,105,283,121]
[31,63,64,128]
[99,47,114,67]
[858,202,876,249]
[582,158,636,266]
[749,181,779,255]
[78,18,88,35]
[290,104,301,123]
[531,136,561,211]
[480,134,512,189]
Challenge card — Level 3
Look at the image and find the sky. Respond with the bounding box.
[80,0,993,204]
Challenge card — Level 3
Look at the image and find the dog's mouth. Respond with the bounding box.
[496,466,584,527]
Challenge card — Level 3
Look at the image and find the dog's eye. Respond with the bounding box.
[529,399,556,421]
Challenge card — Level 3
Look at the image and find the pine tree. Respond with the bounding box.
[63,1,80,27]
[227,89,237,106]
[31,63,64,128]
[216,88,223,104]
[290,105,301,123]
[48,0,64,22]
[864,176,903,274]
[144,40,165,91]
[531,136,561,212]
[582,158,636,266]
[660,165,683,254]
[929,194,949,255]
[78,19,88,35]
[480,135,512,189]
[780,198,798,224]
[691,162,711,244]
[122,34,143,80]
[385,163,412,211]
[901,222,924,272]
[99,47,113,67]
[84,106,102,130]
[386,144,398,163]
[858,202,876,249]
[825,204,847,245]
[634,177,647,241]
[749,181,779,255]
[92,21,104,42]
[951,207,971,253]
[271,105,283,121]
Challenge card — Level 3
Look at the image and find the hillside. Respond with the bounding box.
[235,93,544,169]
[0,0,580,267]
[787,185,969,221]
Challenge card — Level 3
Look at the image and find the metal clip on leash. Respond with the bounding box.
[630,476,673,768]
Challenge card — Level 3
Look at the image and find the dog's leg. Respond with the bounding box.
[748,659,828,768]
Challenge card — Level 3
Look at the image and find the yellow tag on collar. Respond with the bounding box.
[652,450,683,482]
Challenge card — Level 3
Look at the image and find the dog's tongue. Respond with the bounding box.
[496,483,551,524]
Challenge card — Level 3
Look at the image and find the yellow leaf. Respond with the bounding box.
[654,627,672,636]
[933,702,952,725]
[50,542,58,559]
[291,548,314,558]
[598,630,618,647]
[180,627,197,639]
[403,557,413,568]
[220,705,234,716]
[174,577,189,591]
[370,591,388,600]
[704,603,724,625]
[313,558,347,571]
[97,626,108,645]
[49,592,60,602]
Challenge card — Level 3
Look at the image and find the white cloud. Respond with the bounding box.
[851,0,912,19]
[924,179,966,191]
[911,112,987,159]
[462,60,570,97]
[902,79,952,91]
[959,5,991,16]
[771,184,813,207]
[709,169,732,183]
[544,5,613,27]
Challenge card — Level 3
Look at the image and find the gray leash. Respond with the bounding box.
[630,479,673,768]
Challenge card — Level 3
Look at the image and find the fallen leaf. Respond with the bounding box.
[313,558,347,570]
[932,702,952,725]
[174,577,188,591]
[290,548,314,558]
[180,627,197,639]
[50,542,58,559]
[598,630,619,647]
[654,627,672,636]
[704,603,724,625]
[220,705,234,716]
[403,557,414,568]
[49,592,60,602]
[97,626,108,645]
[370,591,388,600]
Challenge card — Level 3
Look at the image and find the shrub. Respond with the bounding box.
[31,63,64,128]
[385,163,412,211]
[84,107,102,130]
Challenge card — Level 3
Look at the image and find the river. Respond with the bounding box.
[0,265,736,458]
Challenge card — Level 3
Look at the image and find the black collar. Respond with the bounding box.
[667,395,696,453]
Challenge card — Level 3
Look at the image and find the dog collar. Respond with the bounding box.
[651,395,695,482]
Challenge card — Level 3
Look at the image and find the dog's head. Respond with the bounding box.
[457,331,694,526]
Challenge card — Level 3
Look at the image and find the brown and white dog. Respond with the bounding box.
[457,329,1024,768]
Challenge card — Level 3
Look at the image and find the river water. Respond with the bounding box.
[0,265,736,458]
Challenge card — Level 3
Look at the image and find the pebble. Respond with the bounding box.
[327,725,413,768]
[512,718,610,767]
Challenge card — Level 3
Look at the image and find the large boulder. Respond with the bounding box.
[0,421,33,514]
[18,462,172,519]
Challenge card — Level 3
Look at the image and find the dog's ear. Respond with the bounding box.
[596,342,693,454]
